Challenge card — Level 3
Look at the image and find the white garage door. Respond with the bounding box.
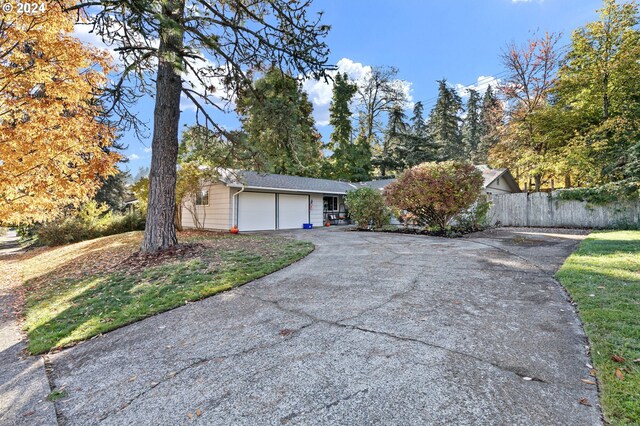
[237,192,276,231]
[278,194,309,230]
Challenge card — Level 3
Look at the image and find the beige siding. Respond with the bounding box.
[181,183,232,230]
[485,177,514,195]
[310,193,324,227]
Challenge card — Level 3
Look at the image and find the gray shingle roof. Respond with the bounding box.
[355,179,397,190]
[218,166,518,194]
[220,170,357,194]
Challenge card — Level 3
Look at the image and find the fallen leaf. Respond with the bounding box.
[615,369,625,381]
[586,363,593,369]
[187,412,193,419]
[579,398,591,407]
[597,286,605,289]
[196,409,202,417]
[589,369,597,377]
[611,355,625,363]
[279,329,294,337]
[127,375,137,382]
[581,379,596,385]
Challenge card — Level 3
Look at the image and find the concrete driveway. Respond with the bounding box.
[48,228,601,425]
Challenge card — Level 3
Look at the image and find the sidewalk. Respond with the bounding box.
[0,230,57,426]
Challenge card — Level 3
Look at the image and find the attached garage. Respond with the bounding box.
[237,192,276,231]
[277,194,309,230]
[236,192,310,231]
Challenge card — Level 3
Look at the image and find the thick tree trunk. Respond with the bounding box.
[533,174,542,192]
[141,0,185,253]
[603,73,610,120]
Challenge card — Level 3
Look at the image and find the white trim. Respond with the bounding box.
[226,184,349,195]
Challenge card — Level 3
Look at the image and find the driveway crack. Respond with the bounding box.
[98,317,315,422]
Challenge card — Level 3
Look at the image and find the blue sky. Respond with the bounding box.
[90,0,604,174]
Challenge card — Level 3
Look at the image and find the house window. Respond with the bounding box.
[196,190,209,206]
[324,196,338,211]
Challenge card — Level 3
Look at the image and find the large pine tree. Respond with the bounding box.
[374,103,409,176]
[475,85,502,164]
[407,101,436,166]
[427,79,464,161]
[237,68,323,177]
[462,89,482,160]
[326,73,371,181]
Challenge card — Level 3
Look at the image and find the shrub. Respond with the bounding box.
[454,197,492,232]
[555,181,639,205]
[35,201,145,246]
[344,187,391,230]
[384,161,484,230]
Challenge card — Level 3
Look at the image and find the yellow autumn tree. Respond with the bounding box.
[0,0,118,225]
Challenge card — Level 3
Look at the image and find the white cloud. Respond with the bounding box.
[302,58,412,127]
[128,153,140,161]
[73,24,121,64]
[143,147,152,153]
[512,0,543,3]
[455,75,500,98]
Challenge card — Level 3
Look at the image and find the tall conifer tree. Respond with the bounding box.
[427,79,464,160]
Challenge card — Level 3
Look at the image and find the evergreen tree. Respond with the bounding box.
[475,85,502,164]
[461,89,482,160]
[407,101,436,166]
[427,79,463,161]
[237,68,323,177]
[374,103,409,176]
[328,73,357,151]
[94,170,131,211]
[326,73,370,181]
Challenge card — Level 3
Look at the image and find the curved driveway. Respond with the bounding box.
[49,228,601,425]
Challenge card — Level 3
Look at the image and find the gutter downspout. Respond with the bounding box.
[231,185,245,228]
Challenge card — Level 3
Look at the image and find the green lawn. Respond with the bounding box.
[19,231,313,355]
[556,231,640,425]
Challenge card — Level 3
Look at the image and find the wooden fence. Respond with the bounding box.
[488,192,640,228]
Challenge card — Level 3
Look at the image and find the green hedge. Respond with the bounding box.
[35,202,145,246]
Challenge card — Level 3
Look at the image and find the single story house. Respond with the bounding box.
[182,166,519,232]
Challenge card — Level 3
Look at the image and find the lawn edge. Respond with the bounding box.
[22,238,315,356]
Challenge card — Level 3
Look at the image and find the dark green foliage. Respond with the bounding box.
[35,202,145,246]
[94,169,131,211]
[328,73,357,152]
[373,103,410,176]
[462,89,482,159]
[344,187,391,230]
[236,68,323,177]
[407,101,437,166]
[455,198,492,232]
[326,73,371,181]
[555,181,639,205]
[427,79,464,161]
[475,85,502,164]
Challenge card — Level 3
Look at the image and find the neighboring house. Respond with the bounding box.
[182,166,520,232]
[476,165,521,195]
